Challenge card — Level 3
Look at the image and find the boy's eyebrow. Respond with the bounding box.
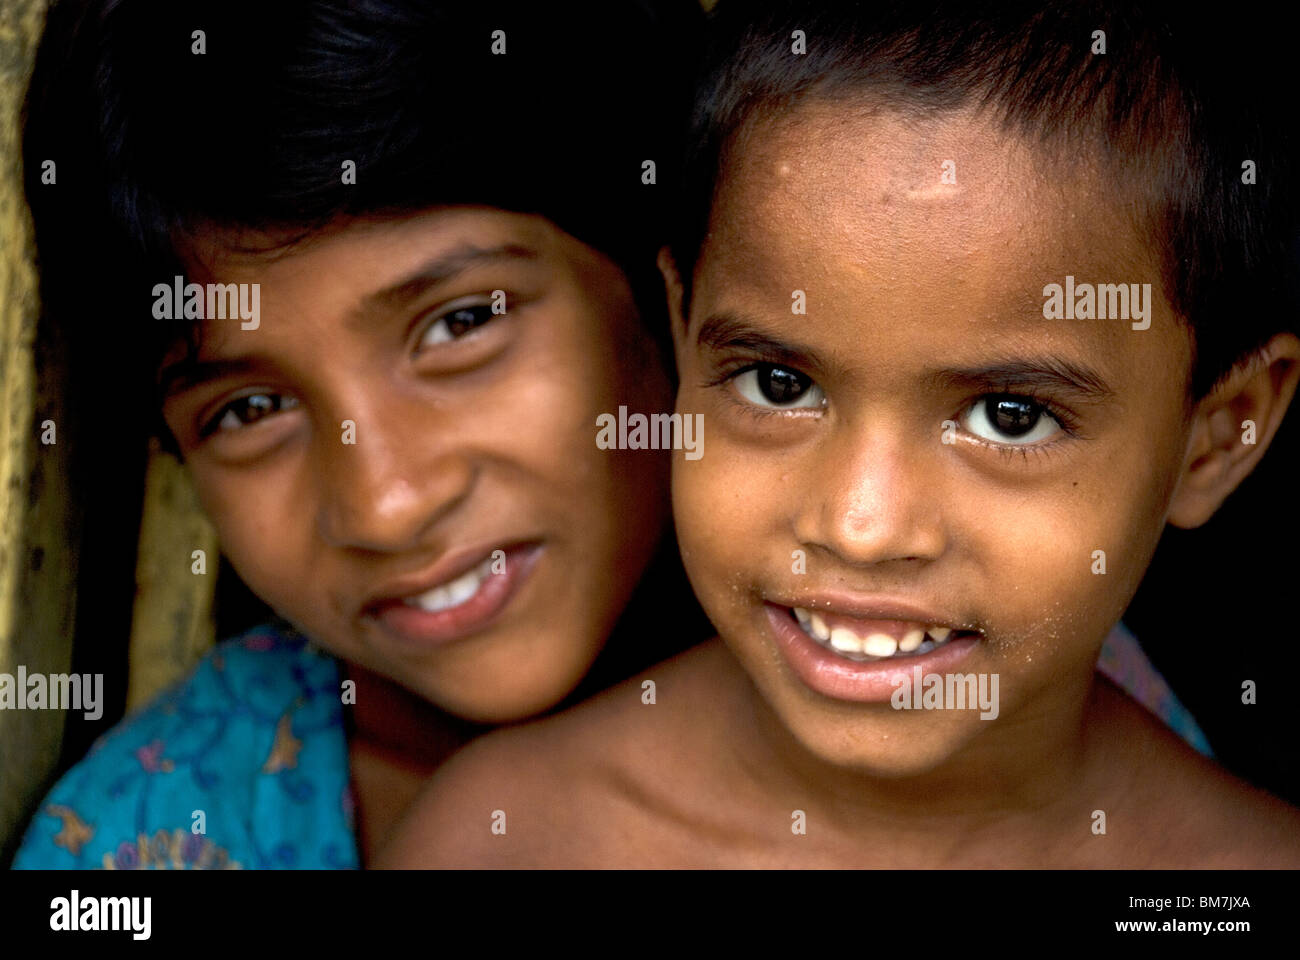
[933,357,1115,402]
[695,311,834,372]
[355,243,540,320]
[694,313,1114,402]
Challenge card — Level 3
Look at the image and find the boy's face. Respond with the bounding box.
[670,103,1198,776]
[162,208,670,723]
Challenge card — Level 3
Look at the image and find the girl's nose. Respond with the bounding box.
[315,411,475,555]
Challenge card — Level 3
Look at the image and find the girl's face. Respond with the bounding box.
[667,103,1198,776]
[162,207,671,723]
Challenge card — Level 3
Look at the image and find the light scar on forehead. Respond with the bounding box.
[904,179,962,201]
[750,106,1170,347]
[773,156,960,202]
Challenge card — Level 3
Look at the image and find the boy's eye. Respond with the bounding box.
[420,303,498,347]
[734,364,825,409]
[203,393,299,436]
[962,395,1061,445]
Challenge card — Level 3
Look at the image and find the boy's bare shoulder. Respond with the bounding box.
[1093,679,1300,868]
[375,639,738,868]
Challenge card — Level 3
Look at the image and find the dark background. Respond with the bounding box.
[1125,384,1299,803]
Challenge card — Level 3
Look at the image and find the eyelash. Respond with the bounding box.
[413,299,499,348]
[198,392,298,438]
[705,361,821,422]
[974,422,1071,464]
[413,297,504,351]
[968,388,1082,436]
[707,359,1084,449]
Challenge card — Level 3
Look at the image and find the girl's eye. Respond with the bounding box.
[420,303,497,346]
[733,363,825,410]
[204,393,299,435]
[962,395,1061,445]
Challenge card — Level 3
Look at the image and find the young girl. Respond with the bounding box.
[377,0,1300,868]
[11,0,711,868]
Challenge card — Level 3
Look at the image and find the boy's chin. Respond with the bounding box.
[780,706,991,780]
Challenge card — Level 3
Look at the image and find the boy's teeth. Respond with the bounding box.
[790,608,969,661]
[862,632,898,657]
[403,558,492,613]
[809,613,831,641]
[898,628,925,653]
[829,627,863,653]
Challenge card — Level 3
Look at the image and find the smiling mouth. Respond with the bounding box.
[399,554,498,614]
[789,606,982,662]
[365,542,544,649]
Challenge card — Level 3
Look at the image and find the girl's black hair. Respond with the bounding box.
[25,0,702,448]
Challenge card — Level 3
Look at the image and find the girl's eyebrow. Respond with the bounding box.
[932,357,1115,402]
[160,244,543,397]
[159,356,262,399]
[355,243,539,321]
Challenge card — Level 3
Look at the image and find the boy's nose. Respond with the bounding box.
[315,411,475,554]
[792,428,946,570]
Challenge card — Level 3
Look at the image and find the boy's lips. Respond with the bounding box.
[361,542,543,650]
[763,600,984,703]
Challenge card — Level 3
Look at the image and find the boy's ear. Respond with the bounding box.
[1167,332,1300,529]
[656,246,689,355]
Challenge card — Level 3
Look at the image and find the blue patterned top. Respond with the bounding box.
[10,623,356,869]
[9,619,1209,869]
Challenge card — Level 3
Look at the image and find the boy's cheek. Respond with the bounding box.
[674,458,1148,646]
[977,495,1163,689]
[672,452,768,581]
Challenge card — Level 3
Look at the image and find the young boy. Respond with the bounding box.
[10,0,711,868]
[378,0,1300,867]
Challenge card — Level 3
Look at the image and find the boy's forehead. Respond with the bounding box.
[699,100,1168,362]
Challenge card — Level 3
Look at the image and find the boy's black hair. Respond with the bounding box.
[24,0,701,450]
[675,0,1300,402]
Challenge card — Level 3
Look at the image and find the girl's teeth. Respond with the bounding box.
[794,607,812,627]
[829,627,864,653]
[403,558,492,613]
[927,626,952,644]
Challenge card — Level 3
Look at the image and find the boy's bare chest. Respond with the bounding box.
[583,750,1210,868]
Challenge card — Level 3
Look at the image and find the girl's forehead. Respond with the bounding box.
[180,208,559,280]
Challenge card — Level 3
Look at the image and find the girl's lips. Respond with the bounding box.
[367,543,543,650]
[765,603,982,703]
